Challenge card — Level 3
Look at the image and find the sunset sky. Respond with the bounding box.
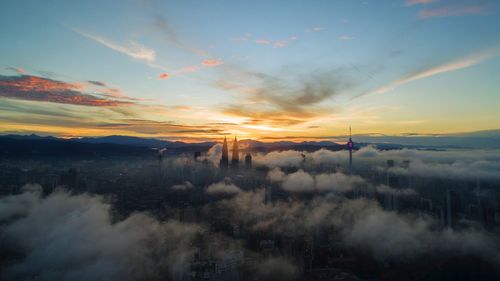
[1,0,499,141]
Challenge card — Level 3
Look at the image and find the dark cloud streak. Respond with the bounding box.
[218,68,352,127]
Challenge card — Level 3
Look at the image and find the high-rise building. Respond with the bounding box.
[265,185,272,205]
[446,189,461,228]
[194,151,201,161]
[231,136,239,168]
[157,149,166,185]
[220,137,229,169]
[244,153,252,168]
[59,168,80,190]
[347,127,354,174]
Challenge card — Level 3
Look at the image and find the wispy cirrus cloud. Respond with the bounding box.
[233,26,320,50]
[360,48,500,97]
[418,3,490,19]
[98,88,147,102]
[0,75,135,107]
[72,28,156,63]
[216,69,352,128]
[153,15,209,58]
[338,35,355,40]
[174,65,200,74]
[405,0,434,6]
[273,40,288,48]
[307,26,325,33]
[253,38,293,49]
[202,59,224,67]
[231,33,253,41]
[255,39,272,45]
[157,59,222,80]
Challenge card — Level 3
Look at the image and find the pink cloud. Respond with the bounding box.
[419,4,488,19]
[157,61,221,81]
[158,73,170,79]
[290,36,298,41]
[175,66,199,74]
[0,75,132,107]
[255,39,272,44]
[405,0,434,6]
[202,59,223,67]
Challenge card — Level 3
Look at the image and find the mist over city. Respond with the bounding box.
[2,136,500,280]
[1,0,500,280]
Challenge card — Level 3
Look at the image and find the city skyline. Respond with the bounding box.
[1,2,500,279]
[1,0,500,142]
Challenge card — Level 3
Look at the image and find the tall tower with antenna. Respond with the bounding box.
[347,126,354,174]
[220,137,229,169]
[231,136,239,168]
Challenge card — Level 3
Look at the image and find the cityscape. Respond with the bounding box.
[1,132,500,280]
[1,1,500,281]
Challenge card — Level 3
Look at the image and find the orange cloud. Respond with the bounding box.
[157,60,221,81]
[99,88,148,101]
[0,75,85,92]
[0,75,132,107]
[158,73,170,79]
[175,66,199,74]
[202,59,223,67]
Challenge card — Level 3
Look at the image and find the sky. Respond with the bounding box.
[0,0,499,142]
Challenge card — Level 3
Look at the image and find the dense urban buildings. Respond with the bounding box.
[1,134,499,281]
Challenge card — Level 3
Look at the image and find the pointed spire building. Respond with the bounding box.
[220,137,229,169]
[347,126,354,174]
[231,136,239,168]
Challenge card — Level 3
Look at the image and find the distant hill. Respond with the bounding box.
[0,137,153,157]
[238,139,344,152]
[1,129,499,158]
[354,131,500,149]
[73,135,215,149]
[0,135,347,157]
[447,129,500,138]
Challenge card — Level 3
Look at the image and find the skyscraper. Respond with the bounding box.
[220,137,229,169]
[231,136,239,168]
[157,148,166,184]
[194,151,201,161]
[245,153,252,168]
[446,189,461,229]
[347,127,354,174]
